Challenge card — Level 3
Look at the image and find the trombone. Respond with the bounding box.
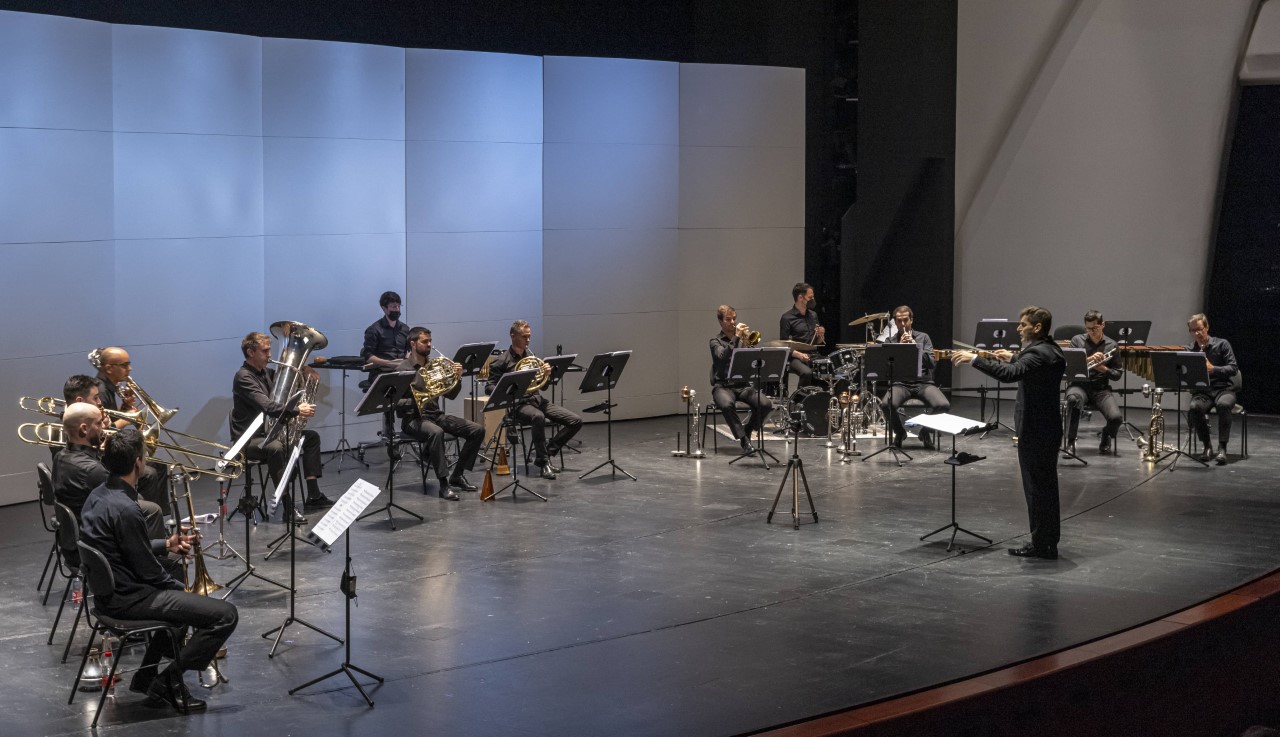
[19,395,145,426]
[17,420,244,481]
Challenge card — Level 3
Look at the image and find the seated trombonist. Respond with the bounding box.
[778,282,825,389]
[486,319,582,480]
[711,305,773,454]
[875,305,949,449]
[396,327,485,500]
[65,373,169,511]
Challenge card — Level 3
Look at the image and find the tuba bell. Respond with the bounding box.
[264,320,327,447]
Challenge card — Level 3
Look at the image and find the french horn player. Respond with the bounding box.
[396,326,485,500]
[486,319,582,480]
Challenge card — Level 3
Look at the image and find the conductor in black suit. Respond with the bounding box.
[953,306,1065,559]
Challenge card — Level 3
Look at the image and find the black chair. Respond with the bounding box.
[36,463,60,601]
[1053,324,1083,343]
[70,541,189,727]
[701,401,752,453]
[47,503,81,653]
[1207,370,1248,459]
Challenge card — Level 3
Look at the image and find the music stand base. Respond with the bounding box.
[357,502,423,530]
[579,458,637,482]
[729,446,779,468]
[494,478,547,502]
[920,522,992,552]
[262,616,343,659]
[862,443,912,466]
[324,437,368,472]
[221,565,289,598]
[290,663,383,706]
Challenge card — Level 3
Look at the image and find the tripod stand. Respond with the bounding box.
[726,347,787,469]
[319,361,369,473]
[482,368,544,501]
[354,371,422,529]
[578,351,636,481]
[915,413,995,551]
[767,409,818,529]
[220,472,289,598]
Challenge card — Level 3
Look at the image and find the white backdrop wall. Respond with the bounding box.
[954,0,1257,357]
[0,10,803,505]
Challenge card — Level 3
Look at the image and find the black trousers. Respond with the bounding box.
[243,429,322,486]
[788,357,814,389]
[882,382,949,445]
[712,384,773,441]
[113,588,238,674]
[1018,438,1061,550]
[403,414,485,479]
[514,396,582,464]
[136,462,170,511]
[1065,385,1123,442]
[1188,388,1237,447]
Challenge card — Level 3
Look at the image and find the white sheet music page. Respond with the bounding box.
[904,412,986,436]
[309,479,382,550]
[269,441,303,511]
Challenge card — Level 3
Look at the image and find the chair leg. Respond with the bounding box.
[37,539,57,594]
[62,597,87,663]
[48,575,74,644]
[91,630,120,729]
[69,622,98,705]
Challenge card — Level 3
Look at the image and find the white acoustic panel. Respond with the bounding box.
[406,140,542,233]
[264,233,405,334]
[406,49,542,143]
[263,37,405,140]
[406,232,542,324]
[0,352,90,501]
[0,241,114,359]
[264,137,405,236]
[114,132,263,240]
[544,142,679,230]
[543,56,678,145]
[0,128,113,245]
[543,311,679,420]
[0,10,112,131]
[679,145,804,229]
[679,63,805,148]
[125,338,244,446]
[114,237,264,346]
[112,24,262,136]
[676,228,803,313]
[543,228,678,316]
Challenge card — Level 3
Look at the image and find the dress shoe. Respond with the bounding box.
[1199,447,1214,463]
[1008,543,1058,560]
[739,437,756,455]
[145,672,207,712]
[304,493,334,510]
[436,482,459,501]
[538,465,558,480]
[289,509,308,525]
[449,475,478,492]
[1215,449,1228,466]
[1063,441,1077,459]
[1098,436,1112,455]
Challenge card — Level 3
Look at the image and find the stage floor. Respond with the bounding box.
[5,398,1278,737]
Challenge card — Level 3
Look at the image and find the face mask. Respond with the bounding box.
[806,299,816,311]
[388,310,401,322]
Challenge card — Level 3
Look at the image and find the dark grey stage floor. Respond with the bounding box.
[4,398,1278,737]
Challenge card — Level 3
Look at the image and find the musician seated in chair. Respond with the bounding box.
[231,332,331,518]
[79,426,238,714]
[1186,313,1238,466]
[711,305,773,454]
[778,282,826,389]
[65,373,170,511]
[875,305,948,449]
[361,290,410,376]
[1065,310,1123,456]
[396,327,485,500]
[487,320,582,480]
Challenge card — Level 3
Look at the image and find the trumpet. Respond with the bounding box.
[735,323,761,346]
[1086,348,1116,370]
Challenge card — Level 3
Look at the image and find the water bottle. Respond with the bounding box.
[71,576,82,609]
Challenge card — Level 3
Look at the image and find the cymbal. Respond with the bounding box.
[763,340,819,351]
[848,312,890,327]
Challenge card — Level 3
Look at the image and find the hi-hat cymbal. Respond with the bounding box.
[763,340,819,351]
[848,312,890,327]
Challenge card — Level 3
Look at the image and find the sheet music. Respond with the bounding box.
[904,412,987,436]
[218,412,263,471]
[269,441,303,511]
[308,478,383,550]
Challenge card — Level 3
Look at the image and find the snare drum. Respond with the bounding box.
[789,386,833,437]
[810,357,833,382]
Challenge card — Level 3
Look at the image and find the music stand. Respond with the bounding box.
[1059,348,1089,466]
[219,415,290,598]
[317,356,369,473]
[483,369,543,501]
[291,478,385,706]
[909,413,995,551]
[578,351,635,481]
[354,371,422,529]
[1151,351,1210,470]
[453,341,495,409]
[860,342,922,465]
[726,347,789,469]
[1103,320,1152,438]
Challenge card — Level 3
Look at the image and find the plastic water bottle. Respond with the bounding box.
[71,576,82,609]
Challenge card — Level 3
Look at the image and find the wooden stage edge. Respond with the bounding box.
[757,567,1280,737]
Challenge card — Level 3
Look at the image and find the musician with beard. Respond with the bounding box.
[778,283,825,389]
[1064,310,1123,456]
[1185,313,1239,466]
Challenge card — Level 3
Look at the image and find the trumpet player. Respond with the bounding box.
[1186,313,1238,466]
[711,305,773,454]
[779,282,825,388]
[876,306,948,449]
[487,320,582,480]
[1065,311,1123,456]
[79,426,238,714]
[396,327,485,500]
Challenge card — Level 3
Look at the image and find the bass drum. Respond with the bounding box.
[790,386,832,437]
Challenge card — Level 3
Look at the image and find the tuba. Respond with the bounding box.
[514,353,551,395]
[264,321,327,447]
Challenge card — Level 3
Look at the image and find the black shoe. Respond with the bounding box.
[538,465,557,480]
[920,430,935,451]
[1215,449,1228,466]
[449,475,478,492]
[1008,543,1058,560]
[289,509,308,525]
[436,481,459,501]
[739,437,755,455]
[1199,447,1213,463]
[145,672,208,712]
[305,493,334,510]
[1098,436,1112,455]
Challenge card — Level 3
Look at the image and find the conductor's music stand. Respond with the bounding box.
[909,413,995,551]
[1151,351,1210,470]
[726,347,789,469]
[355,371,422,529]
[578,351,635,481]
[1103,320,1152,438]
[1059,348,1088,466]
[972,319,1020,436]
[484,369,543,501]
[860,342,922,465]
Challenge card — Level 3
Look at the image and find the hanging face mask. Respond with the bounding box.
[388,310,401,322]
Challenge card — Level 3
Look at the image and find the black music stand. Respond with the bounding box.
[726,347,788,469]
[861,342,921,466]
[767,405,818,529]
[973,320,1020,436]
[317,356,369,472]
[1103,320,1152,438]
[355,371,422,529]
[1059,348,1089,466]
[292,479,385,706]
[484,369,543,501]
[910,413,996,551]
[1151,351,1210,470]
[578,351,635,481]
[453,341,495,409]
[220,417,290,598]
[551,344,586,454]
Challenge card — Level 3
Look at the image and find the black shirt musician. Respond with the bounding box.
[486,319,582,480]
[362,290,411,374]
[1185,313,1239,466]
[954,306,1065,560]
[66,372,169,510]
[778,282,825,389]
[711,304,774,454]
[231,332,330,514]
[396,327,485,499]
[875,305,950,449]
[1065,310,1124,456]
